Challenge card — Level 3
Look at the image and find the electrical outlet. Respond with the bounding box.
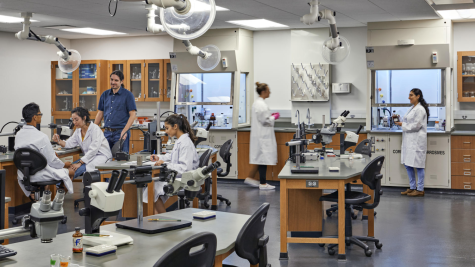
[306,180,319,188]
[367,60,375,68]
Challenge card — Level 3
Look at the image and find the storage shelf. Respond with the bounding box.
[79,78,97,80]
[56,79,72,81]
[149,79,161,81]
[131,79,142,81]
[79,94,97,96]
[56,94,73,96]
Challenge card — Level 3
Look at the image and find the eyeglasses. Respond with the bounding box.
[36,113,43,117]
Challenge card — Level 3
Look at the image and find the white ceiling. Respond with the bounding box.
[0,0,440,39]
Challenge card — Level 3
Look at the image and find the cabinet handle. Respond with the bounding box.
[464,172,472,176]
[144,94,146,99]
[464,155,471,157]
[463,182,472,185]
[463,169,472,171]
[464,142,471,144]
[464,185,472,189]
[464,158,471,162]
[139,137,144,140]
[132,144,134,148]
[135,98,139,101]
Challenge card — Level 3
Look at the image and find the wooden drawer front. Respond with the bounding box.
[451,149,475,163]
[237,132,250,144]
[451,136,474,149]
[131,140,144,154]
[451,163,475,176]
[452,176,475,190]
[276,133,295,145]
[131,129,145,141]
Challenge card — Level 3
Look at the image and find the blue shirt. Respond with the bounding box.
[98,87,137,129]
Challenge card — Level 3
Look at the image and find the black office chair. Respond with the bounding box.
[223,203,271,267]
[326,139,376,219]
[319,155,384,257]
[211,139,233,207]
[177,149,213,209]
[153,232,217,267]
[12,148,67,224]
[73,175,85,208]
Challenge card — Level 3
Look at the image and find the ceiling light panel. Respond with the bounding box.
[0,15,38,23]
[226,19,288,29]
[61,27,126,35]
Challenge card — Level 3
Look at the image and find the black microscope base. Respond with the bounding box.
[116,216,192,234]
[290,167,319,174]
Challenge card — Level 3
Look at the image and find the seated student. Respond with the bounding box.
[15,103,74,200]
[144,114,199,214]
[53,107,112,179]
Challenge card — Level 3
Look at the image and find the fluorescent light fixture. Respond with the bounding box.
[438,9,475,19]
[61,27,126,35]
[226,19,288,29]
[0,15,38,23]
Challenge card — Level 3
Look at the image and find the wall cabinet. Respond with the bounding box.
[51,60,108,118]
[109,60,128,89]
[126,60,169,102]
[457,51,475,102]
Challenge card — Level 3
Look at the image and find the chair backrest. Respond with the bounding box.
[360,156,385,209]
[234,203,270,265]
[199,149,212,168]
[13,148,48,186]
[217,139,233,177]
[355,139,372,156]
[153,232,217,267]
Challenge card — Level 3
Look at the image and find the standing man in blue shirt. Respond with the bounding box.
[94,70,137,153]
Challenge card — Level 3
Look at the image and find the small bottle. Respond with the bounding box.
[153,113,157,121]
[92,103,96,111]
[210,113,216,126]
[392,110,399,123]
[442,120,446,131]
[435,120,440,130]
[72,227,83,253]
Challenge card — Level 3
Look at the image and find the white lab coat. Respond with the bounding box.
[143,133,199,203]
[14,125,74,196]
[64,123,112,172]
[249,97,277,165]
[401,104,427,169]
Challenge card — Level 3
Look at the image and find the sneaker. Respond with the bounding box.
[244,178,259,187]
[408,190,424,197]
[259,184,275,190]
[401,189,415,195]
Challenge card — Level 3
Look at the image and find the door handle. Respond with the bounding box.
[464,155,471,157]
[139,137,144,140]
[464,142,471,144]
[464,184,472,189]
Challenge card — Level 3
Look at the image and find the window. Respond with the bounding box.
[175,73,233,104]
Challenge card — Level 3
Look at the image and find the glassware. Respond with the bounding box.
[92,103,96,111]
[60,255,71,267]
[463,92,470,97]
[50,254,60,267]
[471,91,475,98]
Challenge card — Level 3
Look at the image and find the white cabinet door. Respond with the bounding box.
[368,134,389,185]
[388,135,410,186]
[209,130,237,179]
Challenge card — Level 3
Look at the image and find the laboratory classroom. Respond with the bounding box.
[1,0,475,266]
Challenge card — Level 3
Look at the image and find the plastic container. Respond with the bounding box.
[435,121,440,130]
[216,113,224,127]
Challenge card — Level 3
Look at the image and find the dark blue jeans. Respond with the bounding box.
[72,159,87,179]
[105,129,130,154]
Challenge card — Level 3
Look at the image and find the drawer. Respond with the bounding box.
[131,140,144,154]
[451,136,475,149]
[452,176,475,190]
[451,149,475,163]
[451,162,475,176]
[131,129,145,141]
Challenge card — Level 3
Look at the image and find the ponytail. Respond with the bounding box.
[255,82,268,95]
[411,88,430,123]
[165,114,197,142]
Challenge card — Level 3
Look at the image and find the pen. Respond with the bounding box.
[153,150,156,155]
[148,219,181,222]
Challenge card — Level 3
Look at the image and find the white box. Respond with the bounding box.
[332,83,351,94]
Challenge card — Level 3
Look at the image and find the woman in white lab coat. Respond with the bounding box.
[244,82,279,190]
[53,107,112,178]
[395,88,429,197]
[145,114,199,214]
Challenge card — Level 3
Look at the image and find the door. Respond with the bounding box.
[127,60,145,102]
[424,136,450,187]
[145,59,164,102]
[52,62,76,115]
[163,59,172,102]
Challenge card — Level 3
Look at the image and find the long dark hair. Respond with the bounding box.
[411,88,430,123]
[165,114,197,142]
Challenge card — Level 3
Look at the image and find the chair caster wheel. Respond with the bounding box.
[318,244,325,247]
[226,201,231,206]
[61,217,67,224]
[365,249,372,257]
[328,249,336,256]
[326,210,332,217]
[351,213,357,220]
[375,242,383,249]
[12,219,18,225]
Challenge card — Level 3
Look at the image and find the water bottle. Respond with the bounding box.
[154,113,157,121]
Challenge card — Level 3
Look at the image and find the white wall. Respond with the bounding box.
[253,27,368,120]
[453,21,475,112]
[70,35,174,116]
[0,31,71,146]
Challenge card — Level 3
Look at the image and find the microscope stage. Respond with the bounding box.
[83,230,133,247]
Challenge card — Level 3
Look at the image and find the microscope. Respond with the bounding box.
[79,169,133,246]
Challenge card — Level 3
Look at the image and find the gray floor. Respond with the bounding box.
[8,181,475,267]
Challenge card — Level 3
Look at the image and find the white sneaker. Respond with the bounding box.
[244,178,259,187]
[259,184,275,190]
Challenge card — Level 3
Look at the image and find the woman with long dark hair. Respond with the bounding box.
[145,114,199,213]
[395,88,429,197]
